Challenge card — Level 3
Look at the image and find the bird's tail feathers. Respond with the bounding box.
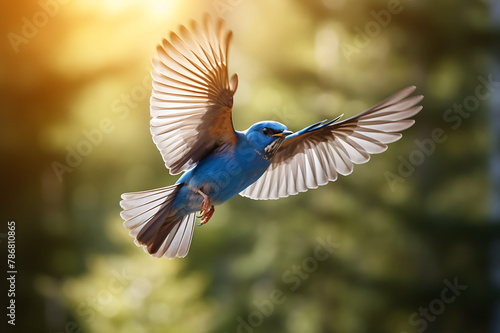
[120,184,196,259]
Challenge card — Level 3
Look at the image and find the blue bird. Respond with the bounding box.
[120,16,423,259]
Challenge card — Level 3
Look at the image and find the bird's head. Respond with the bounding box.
[245,121,293,160]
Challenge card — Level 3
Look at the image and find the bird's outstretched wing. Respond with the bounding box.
[150,15,238,175]
[239,86,423,200]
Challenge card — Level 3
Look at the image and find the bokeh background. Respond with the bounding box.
[1,0,499,332]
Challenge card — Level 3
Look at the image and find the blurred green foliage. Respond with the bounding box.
[0,0,497,332]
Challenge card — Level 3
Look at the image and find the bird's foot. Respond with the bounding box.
[198,205,215,226]
[196,190,215,226]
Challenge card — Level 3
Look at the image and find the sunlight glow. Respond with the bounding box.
[73,0,180,17]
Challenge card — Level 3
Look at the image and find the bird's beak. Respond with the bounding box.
[272,130,293,138]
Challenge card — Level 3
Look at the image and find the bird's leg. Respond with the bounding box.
[196,189,210,215]
[196,189,215,226]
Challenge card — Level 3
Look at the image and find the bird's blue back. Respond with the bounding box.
[172,131,270,215]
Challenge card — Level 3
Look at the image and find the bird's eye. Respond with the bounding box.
[262,127,270,135]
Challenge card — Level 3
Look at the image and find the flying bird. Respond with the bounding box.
[120,15,423,259]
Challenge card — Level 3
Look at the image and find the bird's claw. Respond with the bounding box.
[197,205,214,226]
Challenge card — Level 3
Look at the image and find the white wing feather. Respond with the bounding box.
[150,16,238,175]
[240,86,423,200]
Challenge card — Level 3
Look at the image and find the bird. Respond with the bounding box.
[120,15,423,259]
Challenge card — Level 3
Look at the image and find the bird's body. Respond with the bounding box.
[173,126,279,214]
[120,15,424,259]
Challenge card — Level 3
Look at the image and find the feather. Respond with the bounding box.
[120,184,196,259]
